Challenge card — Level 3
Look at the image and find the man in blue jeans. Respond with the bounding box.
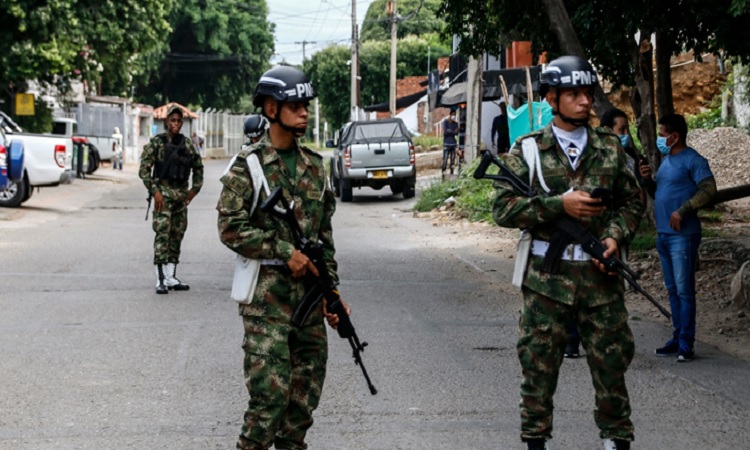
[442,111,459,175]
[639,114,716,362]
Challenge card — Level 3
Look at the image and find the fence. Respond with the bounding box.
[194,108,245,157]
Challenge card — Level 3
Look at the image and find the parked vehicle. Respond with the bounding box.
[0,125,25,192]
[327,118,416,202]
[0,112,74,207]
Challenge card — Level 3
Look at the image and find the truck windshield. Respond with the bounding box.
[353,122,406,142]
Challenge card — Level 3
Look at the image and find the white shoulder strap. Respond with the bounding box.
[521,137,552,194]
[246,153,271,215]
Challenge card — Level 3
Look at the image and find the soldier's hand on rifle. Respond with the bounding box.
[562,190,606,219]
[154,190,165,212]
[323,297,351,329]
[287,249,319,278]
[592,237,619,276]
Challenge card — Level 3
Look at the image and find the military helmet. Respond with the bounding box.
[166,104,184,117]
[539,56,598,96]
[243,114,269,139]
[253,66,317,108]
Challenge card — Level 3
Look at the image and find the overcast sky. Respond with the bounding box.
[267,0,375,66]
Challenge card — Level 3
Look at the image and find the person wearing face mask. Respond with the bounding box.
[442,110,460,175]
[493,56,643,450]
[639,113,716,362]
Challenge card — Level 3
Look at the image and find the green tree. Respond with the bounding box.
[136,0,274,111]
[361,0,447,42]
[307,37,450,130]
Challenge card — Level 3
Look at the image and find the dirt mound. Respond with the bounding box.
[688,127,750,189]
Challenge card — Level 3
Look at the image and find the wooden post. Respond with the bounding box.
[525,66,534,130]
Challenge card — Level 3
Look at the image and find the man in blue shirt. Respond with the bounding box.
[639,114,717,362]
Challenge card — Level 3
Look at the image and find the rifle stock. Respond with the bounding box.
[475,153,671,320]
[261,187,377,395]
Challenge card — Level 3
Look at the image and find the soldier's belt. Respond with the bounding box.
[531,239,592,262]
[260,258,286,266]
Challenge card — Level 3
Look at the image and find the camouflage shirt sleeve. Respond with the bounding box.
[216,154,295,262]
[139,137,159,194]
[491,142,566,230]
[187,141,204,194]
[318,172,339,284]
[600,138,645,245]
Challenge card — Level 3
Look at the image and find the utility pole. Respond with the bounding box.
[295,40,317,61]
[389,0,398,117]
[351,0,359,121]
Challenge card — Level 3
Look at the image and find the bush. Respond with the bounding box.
[413,135,443,151]
[686,106,725,130]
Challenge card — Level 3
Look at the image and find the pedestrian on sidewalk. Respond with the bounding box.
[217,66,351,450]
[139,105,204,294]
[112,127,123,170]
[492,56,644,450]
[639,113,717,362]
[442,110,459,176]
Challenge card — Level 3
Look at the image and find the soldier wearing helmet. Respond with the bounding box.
[139,104,204,294]
[243,114,269,145]
[491,55,643,450]
[217,66,350,450]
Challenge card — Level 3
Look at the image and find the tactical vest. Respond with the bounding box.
[154,134,192,182]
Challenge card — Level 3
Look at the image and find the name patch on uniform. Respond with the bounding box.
[306,190,322,200]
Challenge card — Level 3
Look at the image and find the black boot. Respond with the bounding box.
[526,438,547,450]
[155,264,168,294]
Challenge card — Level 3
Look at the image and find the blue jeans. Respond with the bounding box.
[656,232,701,349]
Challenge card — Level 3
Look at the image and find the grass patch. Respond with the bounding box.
[415,159,498,222]
[413,135,443,151]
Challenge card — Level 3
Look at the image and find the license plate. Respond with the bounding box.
[372,170,388,179]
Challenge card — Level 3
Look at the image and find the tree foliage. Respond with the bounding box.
[0,0,174,107]
[135,0,274,111]
[360,0,447,42]
[306,36,451,130]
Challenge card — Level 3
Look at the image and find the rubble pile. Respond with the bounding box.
[688,127,750,189]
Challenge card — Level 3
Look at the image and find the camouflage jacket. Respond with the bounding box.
[216,141,338,319]
[492,123,644,306]
[139,132,204,199]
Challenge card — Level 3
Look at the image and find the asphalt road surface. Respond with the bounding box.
[1,160,750,450]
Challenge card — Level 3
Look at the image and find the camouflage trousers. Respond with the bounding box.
[238,314,328,450]
[151,194,188,264]
[518,288,635,442]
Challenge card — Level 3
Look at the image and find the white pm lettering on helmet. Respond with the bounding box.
[296,82,314,98]
[571,71,594,85]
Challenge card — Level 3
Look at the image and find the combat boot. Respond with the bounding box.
[526,438,549,450]
[165,263,190,291]
[603,438,631,450]
[155,264,168,294]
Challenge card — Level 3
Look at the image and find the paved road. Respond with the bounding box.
[1,161,749,449]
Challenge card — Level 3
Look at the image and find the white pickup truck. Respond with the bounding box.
[0,114,74,207]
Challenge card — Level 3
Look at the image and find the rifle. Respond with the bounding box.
[474,152,672,320]
[260,187,378,395]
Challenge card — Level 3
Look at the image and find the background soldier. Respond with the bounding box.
[243,114,269,146]
[139,105,204,294]
[216,66,349,450]
[492,56,643,450]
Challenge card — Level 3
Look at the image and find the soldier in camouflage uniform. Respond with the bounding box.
[492,56,644,450]
[217,66,349,450]
[139,105,204,294]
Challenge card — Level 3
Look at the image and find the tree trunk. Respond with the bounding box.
[655,31,675,118]
[710,184,750,207]
[632,36,659,170]
[539,0,614,117]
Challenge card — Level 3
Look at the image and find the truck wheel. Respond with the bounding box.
[402,176,416,199]
[22,174,32,202]
[87,150,100,175]
[0,176,28,208]
[391,181,404,195]
[341,178,353,202]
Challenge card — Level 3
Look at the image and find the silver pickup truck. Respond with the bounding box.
[327,118,416,202]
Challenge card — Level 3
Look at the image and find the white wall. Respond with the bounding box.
[396,95,426,133]
[735,65,750,128]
